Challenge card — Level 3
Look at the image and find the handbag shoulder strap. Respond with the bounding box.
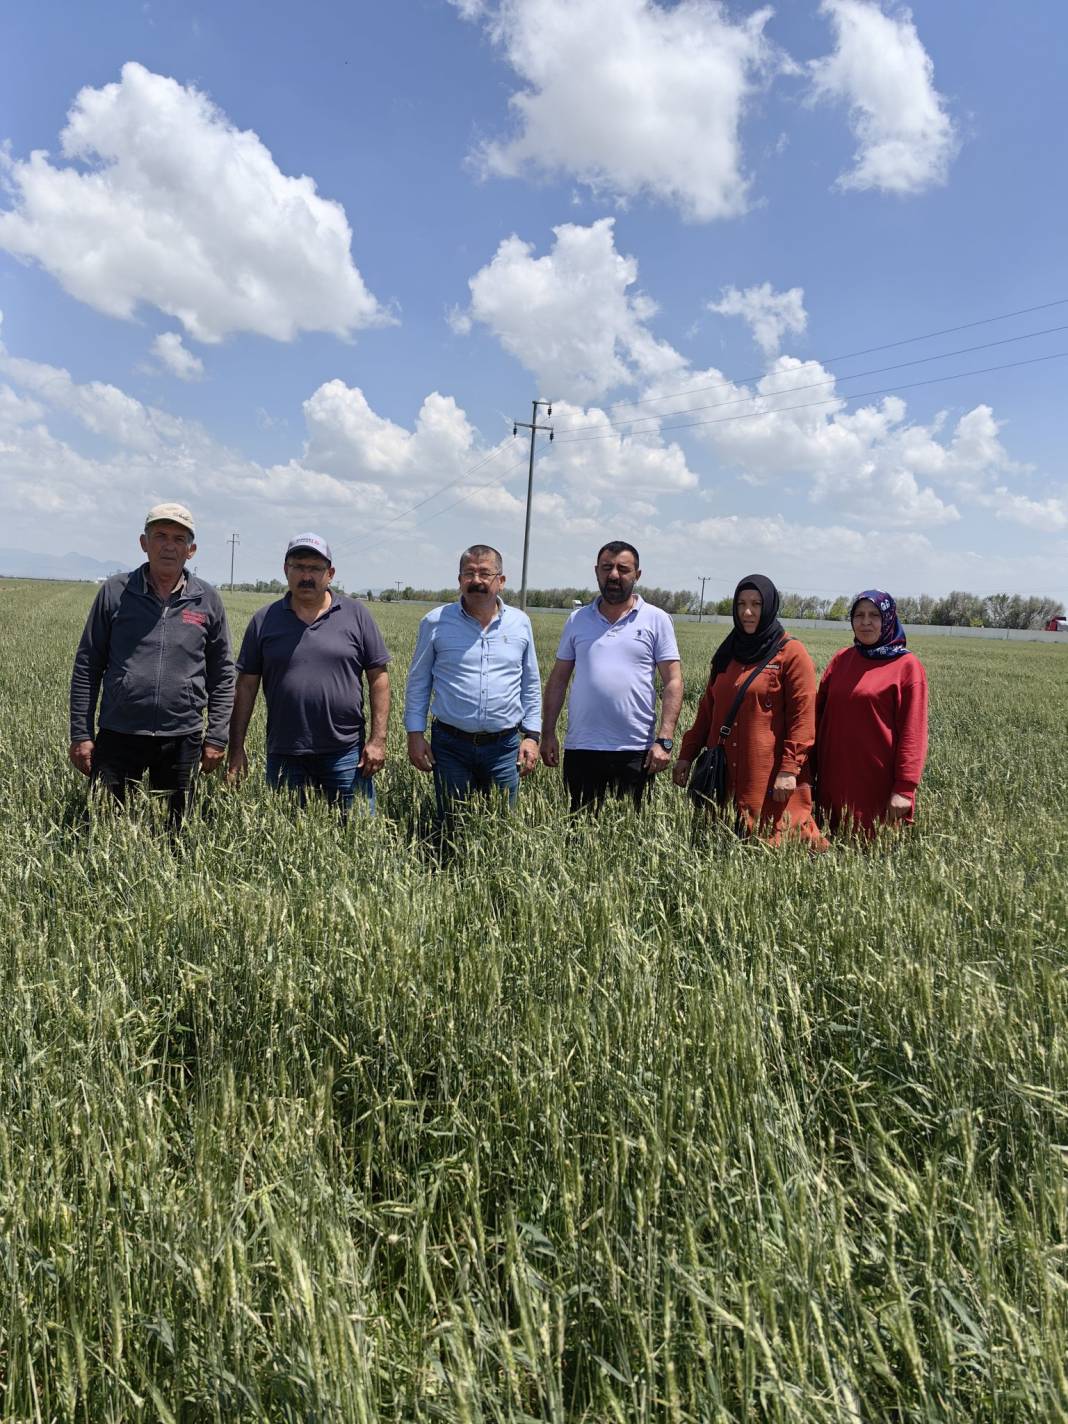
[715,636,791,743]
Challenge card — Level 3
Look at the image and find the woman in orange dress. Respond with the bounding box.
[673,574,826,847]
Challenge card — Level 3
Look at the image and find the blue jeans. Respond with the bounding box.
[431,725,520,820]
[265,745,375,815]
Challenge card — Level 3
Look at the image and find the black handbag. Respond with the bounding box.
[688,637,790,809]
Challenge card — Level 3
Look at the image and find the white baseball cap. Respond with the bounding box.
[145,502,195,536]
[286,532,333,562]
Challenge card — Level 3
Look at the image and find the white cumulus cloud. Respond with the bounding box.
[151,332,204,381]
[540,399,698,498]
[462,0,775,221]
[987,486,1068,534]
[709,282,807,356]
[809,0,958,194]
[0,62,389,342]
[302,381,483,484]
[456,231,1035,536]
[625,356,1027,531]
[0,349,187,452]
[458,219,686,401]
[0,382,44,426]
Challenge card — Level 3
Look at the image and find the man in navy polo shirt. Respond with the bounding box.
[227,533,391,814]
[541,540,683,812]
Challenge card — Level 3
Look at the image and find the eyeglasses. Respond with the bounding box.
[287,562,330,575]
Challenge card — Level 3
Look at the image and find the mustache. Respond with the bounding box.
[298,579,316,588]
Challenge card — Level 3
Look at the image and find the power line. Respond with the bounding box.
[795,296,1068,366]
[341,348,1067,559]
[551,320,1068,437]
[325,438,515,565]
[347,449,536,558]
[315,299,1068,568]
[550,295,1068,426]
[552,348,1068,447]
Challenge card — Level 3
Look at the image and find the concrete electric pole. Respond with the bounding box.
[513,399,554,612]
[227,532,240,590]
[697,575,710,622]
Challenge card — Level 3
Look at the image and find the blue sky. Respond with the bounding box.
[1,0,1065,602]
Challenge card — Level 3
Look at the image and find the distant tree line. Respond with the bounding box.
[380,584,699,613]
[894,591,1064,629]
[229,578,349,594]
[709,590,1064,628]
[376,584,1064,629]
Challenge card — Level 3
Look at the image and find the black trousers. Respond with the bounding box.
[91,729,203,827]
[562,749,652,812]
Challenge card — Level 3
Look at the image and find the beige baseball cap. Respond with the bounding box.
[145,502,195,537]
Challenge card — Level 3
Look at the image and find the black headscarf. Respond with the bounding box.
[710,574,786,678]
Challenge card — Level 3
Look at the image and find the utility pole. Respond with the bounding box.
[697,575,710,622]
[227,532,240,590]
[513,399,554,612]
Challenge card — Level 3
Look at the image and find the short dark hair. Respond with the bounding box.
[596,540,640,569]
[459,544,504,575]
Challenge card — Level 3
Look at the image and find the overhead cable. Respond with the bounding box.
[552,348,1068,446]
[551,321,1068,436]
[550,295,1068,426]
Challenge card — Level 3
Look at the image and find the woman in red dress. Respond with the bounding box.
[815,589,928,835]
[673,575,825,847]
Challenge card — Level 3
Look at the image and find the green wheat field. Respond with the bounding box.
[2,578,1067,1422]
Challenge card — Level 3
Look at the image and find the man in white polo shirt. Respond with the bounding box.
[541,540,683,811]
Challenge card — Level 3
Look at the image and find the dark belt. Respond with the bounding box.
[433,720,519,746]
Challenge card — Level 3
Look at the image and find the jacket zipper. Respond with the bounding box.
[155,597,167,735]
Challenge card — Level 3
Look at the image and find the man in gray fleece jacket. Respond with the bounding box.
[69,503,235,825]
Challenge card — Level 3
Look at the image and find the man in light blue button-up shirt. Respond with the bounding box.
[404,544,541,815]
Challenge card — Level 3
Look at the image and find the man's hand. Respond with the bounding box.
[886,791,912,822]
[671,759,691,789]
[517,736,540,777]
[227,745,248,784]
[407,731,435,773]
[201,743,225,774]
[359,738,387,777]
[771,771,796,803]
[69,739,94,777]
[643,742,671,775]
[541,731,560,768]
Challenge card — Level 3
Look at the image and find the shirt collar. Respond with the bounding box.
[140,563,189,601]
[459,594,505,624]
[284,590,339,618]
[595,593,642,622]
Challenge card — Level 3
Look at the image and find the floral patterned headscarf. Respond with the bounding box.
[851,589,910,660]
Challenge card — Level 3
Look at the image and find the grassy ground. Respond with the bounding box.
[1,579,1066,1421]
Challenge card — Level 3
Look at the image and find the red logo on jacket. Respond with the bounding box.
[182,610,207,626]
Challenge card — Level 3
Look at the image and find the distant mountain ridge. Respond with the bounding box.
[0,548,127,581]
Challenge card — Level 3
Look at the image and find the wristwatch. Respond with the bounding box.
[655,737,673,752]
[521,727,542,744]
